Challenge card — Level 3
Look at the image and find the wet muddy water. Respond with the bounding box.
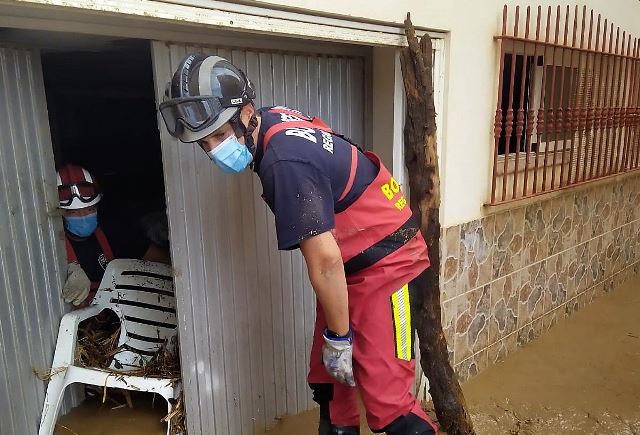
[54,393,166,435]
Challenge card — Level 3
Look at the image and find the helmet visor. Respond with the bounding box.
[159,96,225,139]
[58,183,100,207]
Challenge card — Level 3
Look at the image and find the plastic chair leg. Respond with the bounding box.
[38,372,68,435]
[158,386,183,435]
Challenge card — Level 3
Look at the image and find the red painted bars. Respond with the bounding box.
[489,5,640,205]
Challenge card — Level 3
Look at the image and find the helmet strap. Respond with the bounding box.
[231,105,259,158]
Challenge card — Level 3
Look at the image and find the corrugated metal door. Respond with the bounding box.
[151,41,366,435]
[0,46,68,434]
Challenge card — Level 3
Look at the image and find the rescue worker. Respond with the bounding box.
[159,54,437,435]
[58,164,169,306]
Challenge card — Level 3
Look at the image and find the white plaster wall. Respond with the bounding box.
[254,0,640,227]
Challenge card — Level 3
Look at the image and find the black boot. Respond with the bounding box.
[312,383,360,435]
[319,419,360,435]
[379,412,436,435]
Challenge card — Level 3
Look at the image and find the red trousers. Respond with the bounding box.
[307,235,437,432]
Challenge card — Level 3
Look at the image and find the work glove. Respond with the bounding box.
[322,327,355,387]
[62,262,91,306]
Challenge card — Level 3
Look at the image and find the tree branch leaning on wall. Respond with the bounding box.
[400,13,475,435]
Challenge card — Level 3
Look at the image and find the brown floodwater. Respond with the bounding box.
[55,279,640,434]
[462,277,640,434]
[54,392,167,435]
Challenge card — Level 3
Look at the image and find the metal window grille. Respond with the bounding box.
[490,5,640,205]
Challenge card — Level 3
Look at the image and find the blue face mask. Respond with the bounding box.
[206,134,253,174]
[65,212,98,238]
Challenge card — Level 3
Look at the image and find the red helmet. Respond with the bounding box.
[56,164,102,210]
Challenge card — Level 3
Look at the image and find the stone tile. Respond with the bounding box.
[587,236,605,287]
[627,264,636,281]
[441,225,460,259]
[572,189,592,245]
[565,246,579,300]
[516,318,544,346]
[620,224,636,266]
[543,306,562,332]
[492,207,524,280]
[523,202,548,265]
[455,349,488,383]
[518,261,546,326]
[545,253,568,312]
[602,229,616,279]
[454,285,490,364]
[574,242,590,294]
[612,270,625,291]
[610,228,624,275]
[623,178,639,223]
[599,279,613,297]
[634,221,640,265]
[564,296,579,318]
[611,182,625,230]
[590,187,606,238]
[441,258,458,300]
[441,296,462,365]
[458,217,494,292]
[586,285,597,305]
[488,333,518,365]
[481,214,496,287]
[489,274,519,345]
[487,340,506,366]
[441,225,460,301]
[456,263,471,301]
[441,272,460,302]
[547,196,574,257]
[577,285,596,309]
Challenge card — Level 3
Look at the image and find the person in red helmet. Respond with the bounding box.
[57,164,169,306]
[159,54,437,435]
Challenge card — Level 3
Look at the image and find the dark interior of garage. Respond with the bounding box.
[41,37,167,237]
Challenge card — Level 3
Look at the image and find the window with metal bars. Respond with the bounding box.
[490,5,640,205]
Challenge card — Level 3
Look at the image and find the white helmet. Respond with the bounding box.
[56,164,102,210]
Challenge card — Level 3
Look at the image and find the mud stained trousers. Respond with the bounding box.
[307,265,438,433]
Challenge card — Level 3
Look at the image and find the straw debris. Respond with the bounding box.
[75,320,122,369]
[33,366,67,381]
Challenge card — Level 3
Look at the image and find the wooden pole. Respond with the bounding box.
[400,13,475,435]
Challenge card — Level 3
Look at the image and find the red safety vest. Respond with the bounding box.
[65,227,114,306]
[262,108,430,280]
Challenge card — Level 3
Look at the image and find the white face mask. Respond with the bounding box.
[206,134,253,174]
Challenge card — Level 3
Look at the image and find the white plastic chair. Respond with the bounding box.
[39,259,181,435]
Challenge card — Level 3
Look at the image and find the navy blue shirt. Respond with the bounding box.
[255,107,378,250]
[67,216,149,283]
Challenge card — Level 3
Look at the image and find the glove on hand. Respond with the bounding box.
[322,327,355,387]
[62,262,91,306]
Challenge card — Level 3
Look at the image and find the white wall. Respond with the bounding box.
[255,0,640,227]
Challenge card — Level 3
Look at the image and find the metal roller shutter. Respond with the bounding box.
[0,45,69,435]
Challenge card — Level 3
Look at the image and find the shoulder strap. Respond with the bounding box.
[268,107,312,120]
[94,227,114,261]
[337,146,359,202]
[263,120,333,153]
[262,111,359,204]
[65,237,77,263]
[64,227,114,263]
